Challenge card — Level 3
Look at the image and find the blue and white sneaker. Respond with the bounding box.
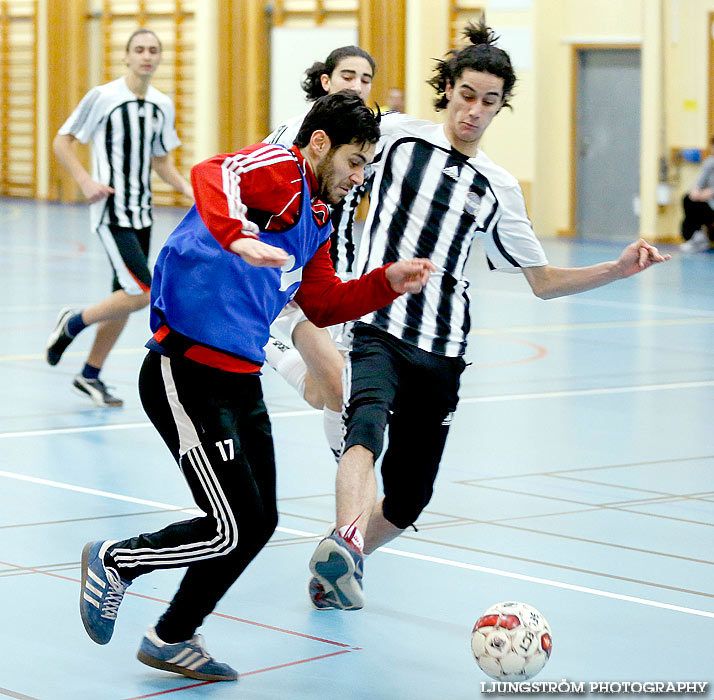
[80,540,131,645]
[309,534,364,610]
[137,627,238,681]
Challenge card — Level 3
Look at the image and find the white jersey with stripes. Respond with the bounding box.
[264,110,391,280]
[357,112,548,357]
[58,76,180,232]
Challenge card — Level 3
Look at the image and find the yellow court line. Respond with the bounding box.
[3,314,714,366]
[0,347,144,362]
[4,316,714,363]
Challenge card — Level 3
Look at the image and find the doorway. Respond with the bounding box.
[574,48,641,239]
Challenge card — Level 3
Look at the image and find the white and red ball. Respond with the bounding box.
[471,601,552,681]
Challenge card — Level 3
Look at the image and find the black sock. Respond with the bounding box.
[66,312,87,337]
[154,623,191,644]
[81,364,101,380]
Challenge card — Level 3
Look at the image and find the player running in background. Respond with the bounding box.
[76,91,434,681]
[307,21,671,611]
[263,46,378,459]
[46,29,193,407]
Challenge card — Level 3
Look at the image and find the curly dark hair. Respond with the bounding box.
[427,19,516,111]
[294,90,381,149]
[301,46,376,101]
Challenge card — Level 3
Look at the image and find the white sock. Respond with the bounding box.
[338,524,364,552]
[263,336,292,369]
[323,407,344,460]
[146,626,170,646]
[264,338,307,399]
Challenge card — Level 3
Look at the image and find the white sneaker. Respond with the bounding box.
[680,230,710,253]
[72,375,123,407]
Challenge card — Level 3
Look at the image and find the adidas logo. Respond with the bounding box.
[442,165,460,181]
[441,411,455,426]
[269,337,290,352]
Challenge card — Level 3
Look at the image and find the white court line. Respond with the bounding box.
[0,471,199,514]
[0,408,320,440]
[478,289,714,318]
[1,469,712,620]
[459,379,714,405]
[2,379,713,440]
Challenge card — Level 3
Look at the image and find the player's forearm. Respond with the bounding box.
[152,157,193,199]
[296,263,398,327]
[53,134,93,187]
[524,261,620,300]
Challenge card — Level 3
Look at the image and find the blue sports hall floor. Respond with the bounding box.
[1,197,712,699]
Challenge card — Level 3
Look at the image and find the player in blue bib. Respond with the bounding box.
[77,91,435,682]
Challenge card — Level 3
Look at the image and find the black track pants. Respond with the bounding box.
[108,351,277,641]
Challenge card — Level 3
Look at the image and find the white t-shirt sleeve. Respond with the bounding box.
[263,113,305,146]
[57,88,104,143]
[153,99,181,156]
[483,183,548,272]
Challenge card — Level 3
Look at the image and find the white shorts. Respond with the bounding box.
[270,301,353,353]
[270,301,307,345]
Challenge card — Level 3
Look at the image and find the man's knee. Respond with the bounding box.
[382,490,433,530]
[135,290,151,310]
[120,289,150,312]
[344,403,388,459]
[225,510,277,562]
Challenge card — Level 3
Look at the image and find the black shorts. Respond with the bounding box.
[343,323,466,528]
[97,222,152,294]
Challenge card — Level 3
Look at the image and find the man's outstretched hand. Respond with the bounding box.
[616,239,671,278]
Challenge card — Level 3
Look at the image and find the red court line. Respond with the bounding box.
[122,649,356,699]
[0,560,352,647]
[473,336,547,370]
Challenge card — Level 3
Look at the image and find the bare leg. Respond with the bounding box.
[335,444,378,536]
[86,316,129,369]
[292,320,344,412]
[363,497,405,555]
[81,289,150,326]
[309,444,376,610]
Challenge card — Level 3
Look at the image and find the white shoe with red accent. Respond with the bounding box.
[309,534,364,610]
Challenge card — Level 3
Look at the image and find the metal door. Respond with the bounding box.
[575,49,641,239]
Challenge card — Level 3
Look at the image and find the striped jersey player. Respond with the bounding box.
[308,21,670,613]
[46,29,192,407]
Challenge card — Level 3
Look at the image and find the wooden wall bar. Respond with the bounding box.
[217,0,270,152]
[358,0,405,109]
[45,0,86,200]
[1,0,39,197]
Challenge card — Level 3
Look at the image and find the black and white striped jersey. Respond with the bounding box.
[265,111,381,279]
[357,113,548,357]
[58,77,180,232]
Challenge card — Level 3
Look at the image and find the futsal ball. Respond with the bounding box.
[471,601,552,681]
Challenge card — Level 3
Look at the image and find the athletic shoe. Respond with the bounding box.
[308,524,340,610]
[73,375,124,407]
[309,534,364,610]
[46,307,77,366]
[680,230,711,253]
[137,627,238,681]
[80,540,131,645]
[308,576,342,610]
